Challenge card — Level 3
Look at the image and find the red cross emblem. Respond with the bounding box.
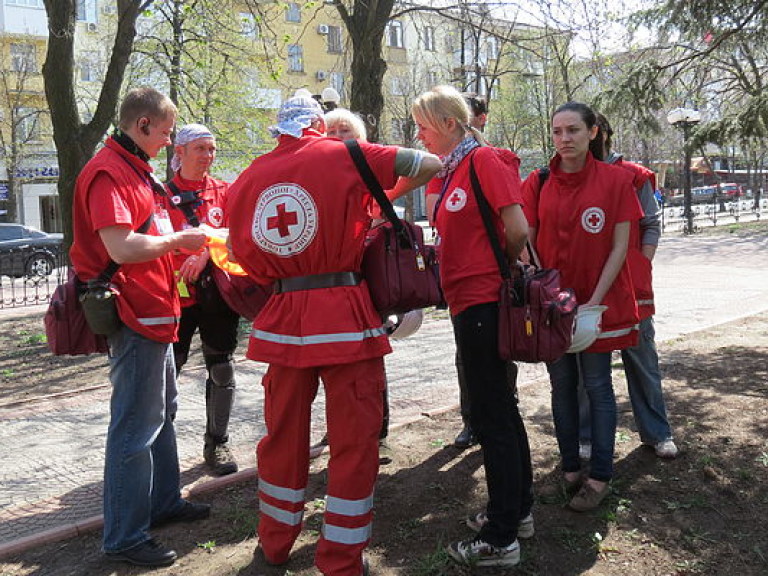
[581,207,606,233]
[449,192,462,206]
[267,203,298,237]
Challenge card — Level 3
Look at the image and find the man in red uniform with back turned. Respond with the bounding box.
[227,95,441,576]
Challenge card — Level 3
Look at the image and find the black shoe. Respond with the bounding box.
[454,424,476,448]
[106,538,177,567]
[151,499,211,528]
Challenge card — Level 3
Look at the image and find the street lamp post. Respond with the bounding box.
[667,108,701,234]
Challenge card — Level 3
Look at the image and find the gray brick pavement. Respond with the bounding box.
[1,232,768,551]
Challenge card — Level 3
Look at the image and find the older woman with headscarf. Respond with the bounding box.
[226,96,441,576]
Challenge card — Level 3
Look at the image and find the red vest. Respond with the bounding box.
[612,157,656,319]
[227,133,398,368]
[160,174,230,306]
[71,138,180,343]
[522,154,641,352]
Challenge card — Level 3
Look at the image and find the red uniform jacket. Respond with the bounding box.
[612,157,656,319]
[227,132,399,368]
[429,147,523,315]
[159,173,229,307]
[523,153,641,352]
[71,138,180,343]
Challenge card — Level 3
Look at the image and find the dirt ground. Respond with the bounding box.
[1,303,768,575]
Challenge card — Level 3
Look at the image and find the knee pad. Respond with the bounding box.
[209,360,235,388]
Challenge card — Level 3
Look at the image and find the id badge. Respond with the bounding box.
[155,208,174,235]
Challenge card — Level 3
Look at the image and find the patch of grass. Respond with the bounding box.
[553,527,588,553]
[1,369,14,378]
[396,517,423,541]
[222,496,259,541]
[428,438,447,448]
[755,452,768,467]
[196,540,216,552]
[616,430,631,443]
[22,333,46,345]
[410,541,451,576]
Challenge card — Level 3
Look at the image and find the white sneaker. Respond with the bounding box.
[652,438,679,459]
[447,536,520,567]
[465,512,534,539]
[579,441,592,460]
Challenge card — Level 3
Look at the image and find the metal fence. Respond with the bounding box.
[2,198,767,309]
[661,196,768,233]
[0,246,69,309]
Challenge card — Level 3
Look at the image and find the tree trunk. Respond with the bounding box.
[338,0,394,144]
[42,0,146,249]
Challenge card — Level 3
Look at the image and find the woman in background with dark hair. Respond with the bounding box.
[522,102,641,511]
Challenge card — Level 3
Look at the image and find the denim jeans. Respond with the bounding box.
[579,317,672,445]
[549,352,615,482]
[103,325,183,552]
[453,302,533,546]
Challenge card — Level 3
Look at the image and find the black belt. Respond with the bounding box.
[274,272,362,293]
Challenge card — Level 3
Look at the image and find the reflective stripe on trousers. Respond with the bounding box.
[258,478,306,526]
[322,493,374,545]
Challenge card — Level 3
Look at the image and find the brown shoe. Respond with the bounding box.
[204,441,238,476]
[538,473,582,499]
[568,480,610,512]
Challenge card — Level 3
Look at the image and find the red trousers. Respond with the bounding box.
[256,357,385,576]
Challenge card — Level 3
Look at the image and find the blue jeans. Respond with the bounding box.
[579,317,672,445]
[103,325,184,552]
[549,352,615,482]
[453,303,533,546]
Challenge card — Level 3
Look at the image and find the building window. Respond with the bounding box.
[423,26,435,51]
[240,12,258,38]
[426,71,438,88]
[10,43,36,73]
[330,72,345,100]
[14,107,40,142]
[390,76,408,96]
[6,0,44,7]
[285,2,301,23]
[327,25,342,53]
[76,0,86,20]
[386,20,404,48]
[486,36,499,60]
[80,52,99,82]
[288,44,304,72]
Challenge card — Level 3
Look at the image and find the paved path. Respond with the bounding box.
[1,232,768,555]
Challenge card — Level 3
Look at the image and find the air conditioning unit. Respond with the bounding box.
[317,24,329,35]
[86,22,98,33]
[316,70,328,81]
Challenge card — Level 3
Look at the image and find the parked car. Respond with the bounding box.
[0,223,63,278]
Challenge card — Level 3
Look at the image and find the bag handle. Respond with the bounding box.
[166,180,202,227]
[468,157,542,277]
[344,139,413,249]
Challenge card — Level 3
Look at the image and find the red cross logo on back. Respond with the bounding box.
[267,203,298,237]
